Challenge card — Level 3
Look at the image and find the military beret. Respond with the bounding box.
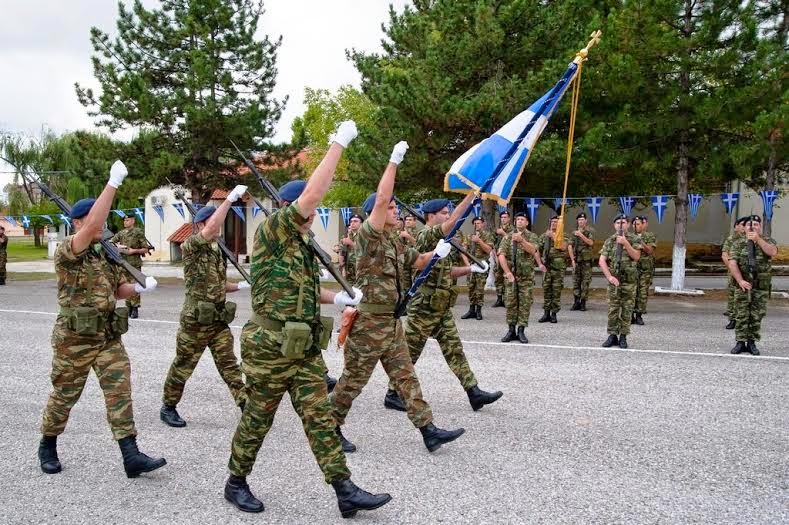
[514,211,527,218]
[550,215,560,221]
[193,205,216,223]
[472,216,484,223]
[499,210,510,217]
[735,216,747,225]
[747,215,761,223]
[349,213,363,222]
[362,192,395,214]
[576,212,587,219]
[421,198,450,214]
[613,213,629,221]
[70,198,96,219]
[279,180,307,203]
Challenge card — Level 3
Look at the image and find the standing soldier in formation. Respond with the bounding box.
[332,141,470,455]
[461,216,495,320]
[538,216,574,324]
[632,216,657,325]
[722,217,746,329]
[159,185,250,428]
[570,212,594,311]
[340,214,362,286]
[0,224,7,285]
[111,215,149,318]
[727,215,777,356]
[492,210,513,307]
[598,214,642,349]
[38,161,165,478]
[498,212,545,343]
[224,122,391,518]
[399,213,420,247]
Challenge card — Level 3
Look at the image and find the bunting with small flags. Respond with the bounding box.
[618,196,635,216]
[651,195,669,224]
[173,203,185,219]
[152,205,165,222]
[134,208,145,224]
[252,205,262,218]
[759,190,778,220]
[524,198,541,223]
[317,207,330,230]
[688,194,703,220]
[112,209,127,219]
[586,197,602,224]
[720,192,739,215]
[231,206,246,222]
[340,207,353,225]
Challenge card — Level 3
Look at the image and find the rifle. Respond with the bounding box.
[21,171,148,286]
[167,180,252,284]
[746,216,757,304]
[229,140,356,297]
[614,220,624,278]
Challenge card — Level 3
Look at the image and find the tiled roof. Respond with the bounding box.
[167,223,195,243]
[210,189,229,200]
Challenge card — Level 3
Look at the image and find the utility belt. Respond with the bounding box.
[59,306,128,337]
[357,303,398,315]
[189,300,237,325]
[250,312,333,360]
[418,286,458,311]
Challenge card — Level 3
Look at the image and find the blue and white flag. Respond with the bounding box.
[134,208,145,224]
[447,201,455,214]
[317,207,330,231]
[340,207,353,225]
[496,204,508,214]
[58,214,71,227]
[720,192,738,215]
[413,203,423,215]
[172,203,185,219]
[152,205,165,222]
[759,190,778,220]
[689,194,703,220]
[524,198,541,224]
[553,197,570,210]
[586,197,602,224]
[3,216,17,228]
[231,206,246,223]
[252,205,262,218]
[618,196,635,216]
[112,209,127,219]
[21,215,31,229]
[471,200,481,218]
[444,61,580,204]
[40,215,53,224]
[651,195,669,224]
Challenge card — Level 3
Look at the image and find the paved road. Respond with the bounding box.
[0,282,787,524]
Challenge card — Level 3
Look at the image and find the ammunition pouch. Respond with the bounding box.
[110,307,129,336]
[428,288,452,311]
[281,322,313,359]
[317,315,334,350]
[66,306,101,335]
[195,301,236,325]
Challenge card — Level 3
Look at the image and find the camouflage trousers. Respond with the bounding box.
[494,262,505,296]
[229,321,349,483]
[634,260,654,314]
[506,273,535,326]
[162,317,246,407]
[333,313,433,429]
[125,262,142,308]
[542,263,565,312]
[0,251,6,280]
[572,259,593,301]
[344,263,357,287]
[607,279,637,336]
[726,275,736,318]
[467,271,488,307]
[733,287,768,342]
[384,301,477,391]
[41,318,136,441]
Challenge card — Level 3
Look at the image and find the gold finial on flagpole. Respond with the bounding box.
[576,30,602,61]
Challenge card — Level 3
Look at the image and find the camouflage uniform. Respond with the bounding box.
[465,230,495,307]
[730,235,775,342]
[341,229,360,286]
[722,232,741,319]
[0,232,7,284]
[41,237,136,441]
[162,234,246,408]
[111,227,147,309]
[600,232,643,336]
[538,233,569,312]
[571,227,595,301]
[500,229,540,326]
[333,220,434,429]
[494,223,514,298]
[634,231,657,315]
[228,203,349,483]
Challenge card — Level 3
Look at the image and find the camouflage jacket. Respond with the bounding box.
[111,227,147,267]
[181,233,227,307]
[636,230,657,269]
[721,232,742,255]
[465,230,495,261]
[341,229,360,269]
[354,220,418,306]
[55,236,127,314]
[495,223,513,250]
[538,232,570,268]
[414,224,454,292]
[0,234,7,254]
[730,235,775,289]
[600,232,643,280]
[499,229,540,276]
[250,202,320,323]
[570,227,595,262]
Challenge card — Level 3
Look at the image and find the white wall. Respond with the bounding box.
[144,186,189,262]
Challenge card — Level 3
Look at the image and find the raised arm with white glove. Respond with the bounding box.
[329,121,358,148]
[108,160,128,189]
[134,276,158,294]
[434,239,452,259]
[389,141,409,165]
[226,184,248,202]
[334,287,363,307]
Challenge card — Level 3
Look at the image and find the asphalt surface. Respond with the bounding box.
[0,281,787,524]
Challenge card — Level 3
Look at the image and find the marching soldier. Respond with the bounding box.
[38,161,165,478]
[570,212,594,311]
[632,215,657,325]
[332,141,470,454]
[722,217,746,329]
[727,215,777,356]
[498,212,545,343]
[492,210,513,307]
[598,214,642,349]
[159,185,250,428]
[401,213,420,246]
[0,224,7,285]
[340,214,362,286]
[538,216,573,324]
[225,122,392,518]
[461,216,495,320]
[111,215,149,318]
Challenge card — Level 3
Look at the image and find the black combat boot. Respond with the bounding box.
[579,299,587,311]
[38,435,62,474]
[618,335,628,349]
[224,475,265,513]
[336,426,357,453]
[493,295,505,308]
[730,341,746,354]
[549,311,558,324]
[570,296,580,310]
[538,310,551,323]
[517,326,529,344]
[419,423,465,452]
[725,319,736,330]
[501,325,517,342]
[331,478,392,519]
[602,334,619,348]
[746,340,760,356]
[383,389,406,411]
[160,404,186,427]
[466,385,503,411]
[118,435,166,478]
[325,373,338,393]
[475,305,483,320]
[460,306,476,319]
[634,313,644,326]
[129,307,139,319]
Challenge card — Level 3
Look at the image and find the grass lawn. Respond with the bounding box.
[5,237,49,262]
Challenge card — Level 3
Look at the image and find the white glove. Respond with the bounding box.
[470,261,489,273]
[237,281,251,290]
[329,120,358,148]
[134,276,158,294]
[108,160,128,188]
[320,268,331,280]
[389,141,409,165]
[226,184,248,202]
[334,287,363,306]
[434,239,452,259]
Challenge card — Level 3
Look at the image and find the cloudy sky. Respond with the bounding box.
[0,0,408,189]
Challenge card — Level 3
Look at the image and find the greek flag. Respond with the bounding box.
[317,207,330,231]
[759,190,778,220]
[447,201,455,214]
[112,209,127,219]
[152,205,165,222]
[444,61,579,204]
[340,207,353,225]
[40,215,53,224]
[496,204,508,214]
[472,200,481,218]
[524,198,541,224]
[586,197,602,224]
[172,203,185,219]
[21,216,31,228]
[651,195,669,224]
[58,214,71,227]
[134,208,145,224]
[4,216,17,227]
[720,193,738,215]
[688,194,703,219]
[619,196,635,216]
[553,197,570,210]
[252,205,262,218]
[231,206,246,223]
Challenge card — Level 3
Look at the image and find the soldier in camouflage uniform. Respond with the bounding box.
[340,214,362,286]
[332,143,468,455]
[399,214,420,247]
[493,211,513,307]
[383,199,502,413]
[110,216,148,318]
[461,216,495,320]
[726,215,777,356]
[160,185,250,428]
[632,216,657,325]
[537,216,574,324]
[722,217,746,329]
[38,161,165,478]
[498,212,546,343]
[570,212,594,311]
[0,224,7,285]
[598,214,643,349]
[224,122,391,518]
